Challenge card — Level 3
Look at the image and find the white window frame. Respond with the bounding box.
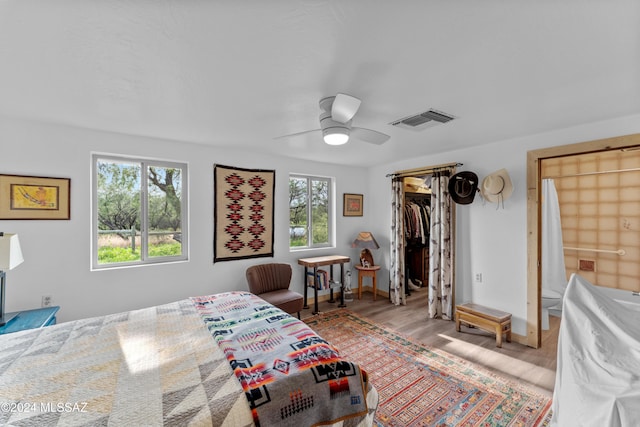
[289,174,334,250]
[91,154,188,270]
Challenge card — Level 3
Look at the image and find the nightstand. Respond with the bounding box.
[0,306,60,335]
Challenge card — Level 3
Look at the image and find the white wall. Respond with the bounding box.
[368,113,640,335]
[4,113,640,330]
[0,117,370,322]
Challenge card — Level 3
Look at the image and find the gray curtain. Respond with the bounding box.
[428,171,453,319]
[390,177,406,305]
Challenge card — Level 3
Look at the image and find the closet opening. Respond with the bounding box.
[404,178,431,295]
[388,162,460,320]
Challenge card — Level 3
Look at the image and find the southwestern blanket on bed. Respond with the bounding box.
[0,292,376,427]
[192,292,374,427]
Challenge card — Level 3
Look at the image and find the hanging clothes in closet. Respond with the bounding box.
[404,198,430,245]
[404,195,431,288]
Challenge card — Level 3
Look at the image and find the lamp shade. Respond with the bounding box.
[0,233,24,270]
[351,232,380,250]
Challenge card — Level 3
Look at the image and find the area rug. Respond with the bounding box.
[213,164,275,262]
[305,310,553,427]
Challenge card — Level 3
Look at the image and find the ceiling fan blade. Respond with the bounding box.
[274,129,321,140]
[351,127,390,145]
[331,93,361,123]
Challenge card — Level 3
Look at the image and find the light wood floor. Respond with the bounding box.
[301,288,560,394]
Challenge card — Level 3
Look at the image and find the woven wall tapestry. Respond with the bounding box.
[214,164,275,262]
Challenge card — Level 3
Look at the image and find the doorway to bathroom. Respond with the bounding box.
[527,133,640,348]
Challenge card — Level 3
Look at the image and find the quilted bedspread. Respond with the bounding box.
[0,292,377,427]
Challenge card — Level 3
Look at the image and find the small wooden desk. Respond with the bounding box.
[354,265,381,300]
[298,255,350,314]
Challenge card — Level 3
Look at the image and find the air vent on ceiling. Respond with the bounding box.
[389,109,456,131]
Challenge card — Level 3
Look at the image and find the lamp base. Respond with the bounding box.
[0,270,16,327]
[360,248,374,267]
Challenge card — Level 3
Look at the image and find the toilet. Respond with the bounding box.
[541,288,563,330]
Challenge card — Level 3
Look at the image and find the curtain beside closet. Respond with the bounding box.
[428,172,454,320]
[390,178,405,305]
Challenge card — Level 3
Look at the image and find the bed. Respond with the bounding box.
[0,291,377,426]
[551,274,640,427]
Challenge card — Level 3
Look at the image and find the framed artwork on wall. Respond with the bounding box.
[0,174,71,220]
[343,193,363,216]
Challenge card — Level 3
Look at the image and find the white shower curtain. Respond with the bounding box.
[541,179,567,292]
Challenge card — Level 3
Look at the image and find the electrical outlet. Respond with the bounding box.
[42,295,52,307]
[474,273,483,283]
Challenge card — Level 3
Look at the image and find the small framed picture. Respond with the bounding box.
[0,174,71,220]
[343,193,363,216]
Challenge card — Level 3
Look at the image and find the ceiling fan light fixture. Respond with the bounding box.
[275,93,389,145]
[323,128,349,145]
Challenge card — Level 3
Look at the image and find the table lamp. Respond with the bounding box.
[351,231,379,267]
[0,233,24,326]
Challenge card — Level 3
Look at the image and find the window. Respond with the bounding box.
[289,174,332,249]
[92,155,188,269]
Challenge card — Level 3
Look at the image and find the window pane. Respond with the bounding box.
[311,179,329,245]
[289,177,308,247]
[148,166,183,258]
[96,160,142,264]
[93,155,188,269]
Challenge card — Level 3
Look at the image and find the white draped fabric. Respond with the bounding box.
[551,274,640,427]
[390,178,406,305]
[428,172,453,319]
[541,179,567,293]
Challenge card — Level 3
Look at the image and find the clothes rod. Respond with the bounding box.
[564,246,626,256]
[386,162,463,178]
[543,167,640,179]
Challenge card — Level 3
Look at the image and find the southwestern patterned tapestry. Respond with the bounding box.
[214,164,275,262]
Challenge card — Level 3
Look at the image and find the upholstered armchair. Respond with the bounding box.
[246,263,304,318]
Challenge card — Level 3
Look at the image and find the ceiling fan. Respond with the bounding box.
[276,93,390,145]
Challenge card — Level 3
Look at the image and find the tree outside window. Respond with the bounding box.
[289,174,332,248]
[92,155,188,268]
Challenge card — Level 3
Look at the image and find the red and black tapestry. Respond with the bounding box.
[214,164,275,262]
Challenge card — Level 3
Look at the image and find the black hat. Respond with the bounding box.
[448,171,479,205]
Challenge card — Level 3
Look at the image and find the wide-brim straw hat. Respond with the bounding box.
[480,169,513,203]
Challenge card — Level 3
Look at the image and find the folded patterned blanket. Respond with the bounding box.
[192,291,374,427]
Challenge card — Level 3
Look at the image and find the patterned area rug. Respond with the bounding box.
[305,310,553,427]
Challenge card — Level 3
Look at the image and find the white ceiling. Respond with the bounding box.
[1,1,639,167]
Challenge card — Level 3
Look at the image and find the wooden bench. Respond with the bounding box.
[455,303,512,348]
